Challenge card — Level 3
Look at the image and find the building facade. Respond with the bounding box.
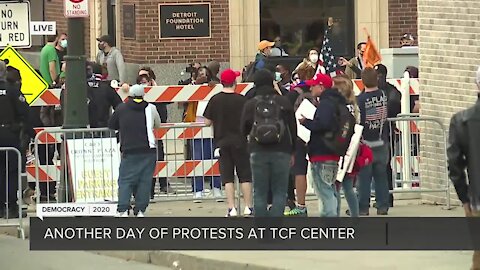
[29,0,417,84]
[418,0,480,205]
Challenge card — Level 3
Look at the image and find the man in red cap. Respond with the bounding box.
[300,73,348,217]
[203,69,253,217]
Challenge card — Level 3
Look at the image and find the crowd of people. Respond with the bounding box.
[0,30,420,219]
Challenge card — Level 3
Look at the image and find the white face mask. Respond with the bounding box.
[275,72,282,82]
[309,54,319,63]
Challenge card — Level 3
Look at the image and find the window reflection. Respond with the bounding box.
[260,0,354,58]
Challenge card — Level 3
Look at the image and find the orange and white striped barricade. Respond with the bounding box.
[30,83,255,106]
[29,124,222,204]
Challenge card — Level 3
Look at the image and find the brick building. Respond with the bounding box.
[26,0,418,84]
[418,0,479,205]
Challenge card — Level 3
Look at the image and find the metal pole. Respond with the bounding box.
[60,18,89,202]
[63,18,88,128]
[400,72,412,189]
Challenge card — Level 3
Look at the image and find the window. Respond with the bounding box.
[260,0,355,58]
[107,0,117,46]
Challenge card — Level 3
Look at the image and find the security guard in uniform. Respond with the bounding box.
[0,61,29,218]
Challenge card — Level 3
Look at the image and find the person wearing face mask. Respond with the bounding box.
[338,42,366,79]
[55,33,68,63]
[39,33,60,88]
[276,64,291,90]
[136,70,176,198]
[95,35,126,84]
[294,48,326,77]
[87,62,122,128]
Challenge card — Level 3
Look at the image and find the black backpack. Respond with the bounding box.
[242,61,257,82]
[323,99,356,156]
[250,95,285,144]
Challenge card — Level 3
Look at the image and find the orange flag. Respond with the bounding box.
[363,36,382,68]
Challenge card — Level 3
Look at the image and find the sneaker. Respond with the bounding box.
[193,191,203,203]
[284,206,308,217]
[213,188,224,202]
[136,211,145,218]
[243,207,254,217]
[267,204,272,211]
[115,211,129,218]
[286,200,296,211]
[160,186,177,194]
[225,207,237,217]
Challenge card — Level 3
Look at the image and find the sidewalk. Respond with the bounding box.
[0,234,172,270]
[0,199,471,270]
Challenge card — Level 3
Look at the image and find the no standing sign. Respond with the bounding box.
[64,0,89,18]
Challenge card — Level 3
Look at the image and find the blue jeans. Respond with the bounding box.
[311,161,338,217]
[357,144,389,213]
[336,176,359,217]
[191,139,221,192]
[250,152,290,217]
[117,153,157,213]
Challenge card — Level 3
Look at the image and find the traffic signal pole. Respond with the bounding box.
[63,18,88,128]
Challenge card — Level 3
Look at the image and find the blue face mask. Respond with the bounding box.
[60,39,67,48]
[275,72,282,82]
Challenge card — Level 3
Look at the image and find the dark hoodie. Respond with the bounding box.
[108,98,161,154]
[302,88,347,162]
[86,76,123,128]
[240,85,297,154]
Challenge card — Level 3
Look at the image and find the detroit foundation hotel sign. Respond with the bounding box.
[159,3,211,39]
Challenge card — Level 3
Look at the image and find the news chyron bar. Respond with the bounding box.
[30,207,480,250]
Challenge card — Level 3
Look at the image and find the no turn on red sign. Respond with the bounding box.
[64,0,89,18]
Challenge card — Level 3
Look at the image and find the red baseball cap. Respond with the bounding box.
[220,69,240,84]
[305,73,333,88]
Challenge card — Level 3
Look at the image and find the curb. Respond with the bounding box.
[94,250,284,270]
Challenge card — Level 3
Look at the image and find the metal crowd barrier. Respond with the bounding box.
[29,124,230,206]
[387,115,451,209]
[0,147,25,239]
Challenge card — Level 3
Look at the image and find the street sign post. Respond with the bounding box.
[0,46,48,105]
[64,0,89,18]
[0,1,31,48]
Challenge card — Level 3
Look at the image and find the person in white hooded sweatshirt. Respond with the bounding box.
[109,84,161,217]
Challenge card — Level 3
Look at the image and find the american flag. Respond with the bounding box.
[365,105,388,121]
[321,26,343,78]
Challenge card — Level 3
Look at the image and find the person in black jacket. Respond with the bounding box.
[241,69,297,217]
[375,64,402,207]
[300,74,343,217]
[86,63,122,128]
[447,67,480,270]
[108,84,161,217]
[0,61,30,218]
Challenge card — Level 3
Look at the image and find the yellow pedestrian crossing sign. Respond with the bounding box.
[0,45,48,105]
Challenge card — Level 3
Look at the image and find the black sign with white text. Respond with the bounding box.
[30,217,480,250]
[159,3,211,39]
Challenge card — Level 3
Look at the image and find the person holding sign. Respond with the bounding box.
[332,75,360,217]
[299,74,349,217]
